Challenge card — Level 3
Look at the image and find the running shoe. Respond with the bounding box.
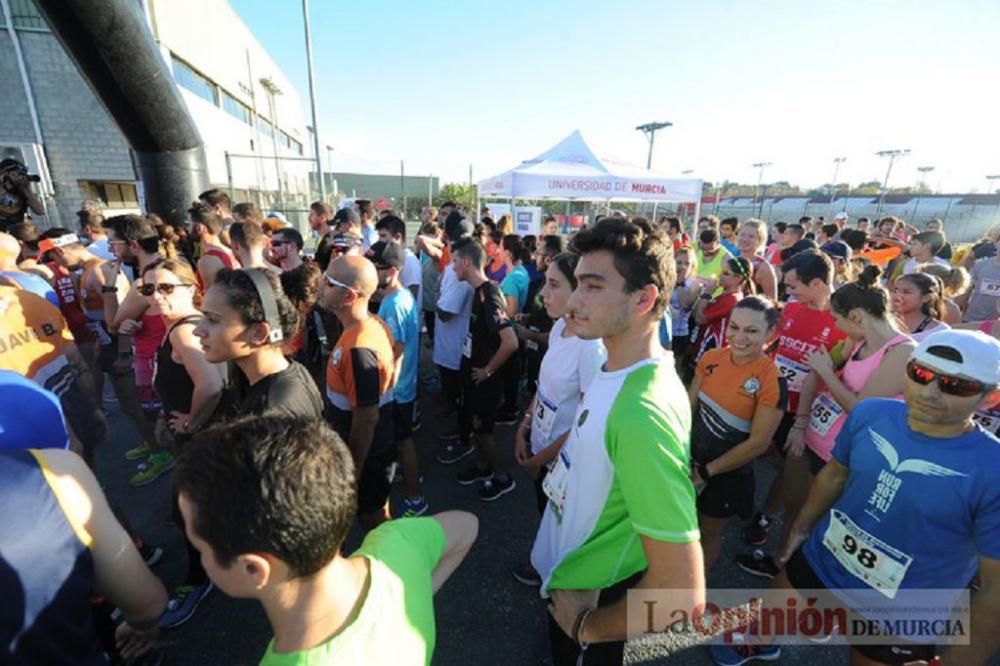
[436,442,474,464]
[456,465,493,485]
[129,452,175,487]
[708,643,781,665]
[479,475,516,501]
[494,411,519,426]
[135,539,163,567]
[436,429,460,441]
[742,513,771,546]
[401,497,429,517]
[735,550,780,579]
[124,441,152,461]
[511,561,542,587]
[159,580,214,629]
[412,403,422,432]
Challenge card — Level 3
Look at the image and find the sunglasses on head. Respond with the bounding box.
[138,283,192,296]
[905,360,991,397]
[323,273,360,294]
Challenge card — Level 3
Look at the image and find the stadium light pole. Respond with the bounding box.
[752,162,771,218]
[302,0,325,201]
[874,149,910,219]
[916,166,935,191]
[636,121,672,170]
[259,77,283,208]
[911,166,935,222]
[827,157,847,220]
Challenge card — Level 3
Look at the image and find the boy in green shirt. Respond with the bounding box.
[174,414,479,665]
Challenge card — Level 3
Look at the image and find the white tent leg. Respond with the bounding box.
[652,201,659,222]
[694,198,702,231]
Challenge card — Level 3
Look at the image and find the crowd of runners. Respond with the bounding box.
[1,174,999,666]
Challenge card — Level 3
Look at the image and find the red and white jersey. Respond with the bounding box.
[773,301,847,413]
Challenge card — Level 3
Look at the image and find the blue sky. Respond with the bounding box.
[231,0,1000,192]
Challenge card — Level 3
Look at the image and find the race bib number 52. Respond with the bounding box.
[775,354,810,393]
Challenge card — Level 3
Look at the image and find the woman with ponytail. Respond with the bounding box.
[916,262,969,325]
[795,265,916,476]
[691,256,753,365]
[891,272,949,340]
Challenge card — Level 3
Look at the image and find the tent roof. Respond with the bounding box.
[478,130,702,203]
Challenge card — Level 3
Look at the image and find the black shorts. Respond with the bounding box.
[785,548,938,664]
[357,442,397,516]
[697,466,755,520]
[58,369,108,467]
[393,400,414,441]
[97,333,119,374]
[772,411,797,456]
[806,447,826,476]
[461,374,503,434]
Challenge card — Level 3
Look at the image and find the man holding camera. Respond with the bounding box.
[0,158,44,232]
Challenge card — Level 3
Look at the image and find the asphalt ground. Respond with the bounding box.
[95,344,854,666]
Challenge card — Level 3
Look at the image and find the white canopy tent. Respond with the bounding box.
[477,130,703,228]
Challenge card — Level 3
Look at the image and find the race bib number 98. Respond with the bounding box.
[822,509,913,599]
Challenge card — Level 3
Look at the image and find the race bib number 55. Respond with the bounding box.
[809,393,845,438]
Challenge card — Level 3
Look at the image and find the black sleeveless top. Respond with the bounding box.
[154,315,201,415]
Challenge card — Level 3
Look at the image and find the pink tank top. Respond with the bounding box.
[979,320,994,335]
[805,334,911,461]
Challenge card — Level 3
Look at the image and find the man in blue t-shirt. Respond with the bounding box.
[0,370,68,451]
[713,330,1000,666]
[368,241,426,517]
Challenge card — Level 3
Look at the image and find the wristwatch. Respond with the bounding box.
[696,461,712,480]
[101,285,118,293]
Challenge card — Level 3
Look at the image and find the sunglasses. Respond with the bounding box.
[323,273,360,294]
[905,360,991,397]
[138,283,192,296]
[270,240,289,247]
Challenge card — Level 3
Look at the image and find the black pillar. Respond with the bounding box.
[35,0,209,227]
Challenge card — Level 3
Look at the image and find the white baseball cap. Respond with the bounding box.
[911,329,1000,386]
[834,211,849,221]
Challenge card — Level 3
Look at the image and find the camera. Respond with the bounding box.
[1,160,40,183]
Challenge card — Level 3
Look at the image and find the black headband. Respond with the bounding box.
[244,268,283,344]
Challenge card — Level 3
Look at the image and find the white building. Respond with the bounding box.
[0,0,315,226]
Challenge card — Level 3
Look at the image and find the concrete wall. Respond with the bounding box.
[0,0,316,227]
[0,28,134,227]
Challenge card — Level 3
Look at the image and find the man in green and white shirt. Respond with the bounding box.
[174,414,479,666]
[532,218,704,665]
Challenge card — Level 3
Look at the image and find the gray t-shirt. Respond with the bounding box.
[967,258,1000,322]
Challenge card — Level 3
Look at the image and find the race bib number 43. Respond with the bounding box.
[822,509,913,599]
[532,391,559,442]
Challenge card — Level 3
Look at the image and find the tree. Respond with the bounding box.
[434,183,478,211]
[852,180,883,195]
